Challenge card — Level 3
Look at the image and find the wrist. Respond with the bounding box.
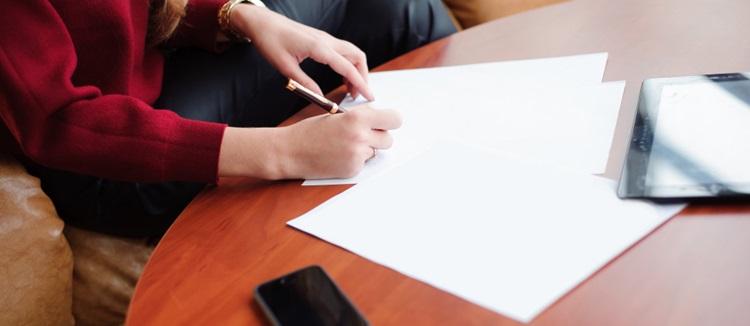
[218,0,267,42]
[219,127,285,180]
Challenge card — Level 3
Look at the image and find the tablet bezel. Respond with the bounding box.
[617,72,750,202]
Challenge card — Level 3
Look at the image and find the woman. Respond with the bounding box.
[0,0,456,238]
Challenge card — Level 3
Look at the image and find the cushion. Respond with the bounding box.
[64,225,157,326]
[443,0,568,28]
[0,153,75,325]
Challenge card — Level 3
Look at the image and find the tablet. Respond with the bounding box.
[618,72,750,202]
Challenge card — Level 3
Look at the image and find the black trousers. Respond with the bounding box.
[31,0,457,237]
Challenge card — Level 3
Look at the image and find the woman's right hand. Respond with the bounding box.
[218,105,402,180]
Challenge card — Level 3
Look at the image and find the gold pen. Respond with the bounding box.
[286,78,348,114]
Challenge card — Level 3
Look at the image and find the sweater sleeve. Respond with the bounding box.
[0,0,226,184]
[170,0,230,51]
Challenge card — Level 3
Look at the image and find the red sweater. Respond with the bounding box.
[0,0,229,183]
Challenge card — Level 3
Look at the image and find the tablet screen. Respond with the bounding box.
[618,73,750,201]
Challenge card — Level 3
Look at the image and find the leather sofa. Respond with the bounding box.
[0,1,565,325]
[444,0,565,29]
[0,152,157,325]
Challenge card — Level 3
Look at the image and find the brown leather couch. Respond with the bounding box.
[0,152,157,326]
[0,1,565,325]
[444,0,565,29]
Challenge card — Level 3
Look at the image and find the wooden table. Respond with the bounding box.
[127,0,750,324]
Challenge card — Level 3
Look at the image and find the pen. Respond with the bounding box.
[286,78,348,114]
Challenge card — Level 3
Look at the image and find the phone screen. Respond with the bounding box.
[254,265,369,326]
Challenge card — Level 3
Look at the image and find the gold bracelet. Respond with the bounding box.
[217,0,266,42]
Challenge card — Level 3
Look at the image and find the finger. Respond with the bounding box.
[333,41,369,83]
[345,79,360,100]
[311,46,374,101]
[368,129,394,150]
[327,52,372,100]
[275,55,324,96]
[340,52,373,101]
[349,106,402,131]
[363,145,378,161]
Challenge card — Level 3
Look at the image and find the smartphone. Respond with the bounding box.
[254,265,369,326]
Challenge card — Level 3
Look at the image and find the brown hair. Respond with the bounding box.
[148,0,188,46]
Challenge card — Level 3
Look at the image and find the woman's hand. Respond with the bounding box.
[219,105,402,180]
[230,4,374,101]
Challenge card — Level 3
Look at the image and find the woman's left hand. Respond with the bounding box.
[230,4,374,101]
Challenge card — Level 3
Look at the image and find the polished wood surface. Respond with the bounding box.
[127,0,750,324]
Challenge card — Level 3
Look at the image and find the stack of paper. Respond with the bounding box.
[287,53,686,323]
[304,53,623,186]
[290,141,684,323]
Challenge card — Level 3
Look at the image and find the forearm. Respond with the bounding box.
[218,107,401,181]
[218,126,284,179]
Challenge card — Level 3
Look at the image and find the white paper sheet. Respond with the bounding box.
[289,141,686,323]
[303,53,623,186]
